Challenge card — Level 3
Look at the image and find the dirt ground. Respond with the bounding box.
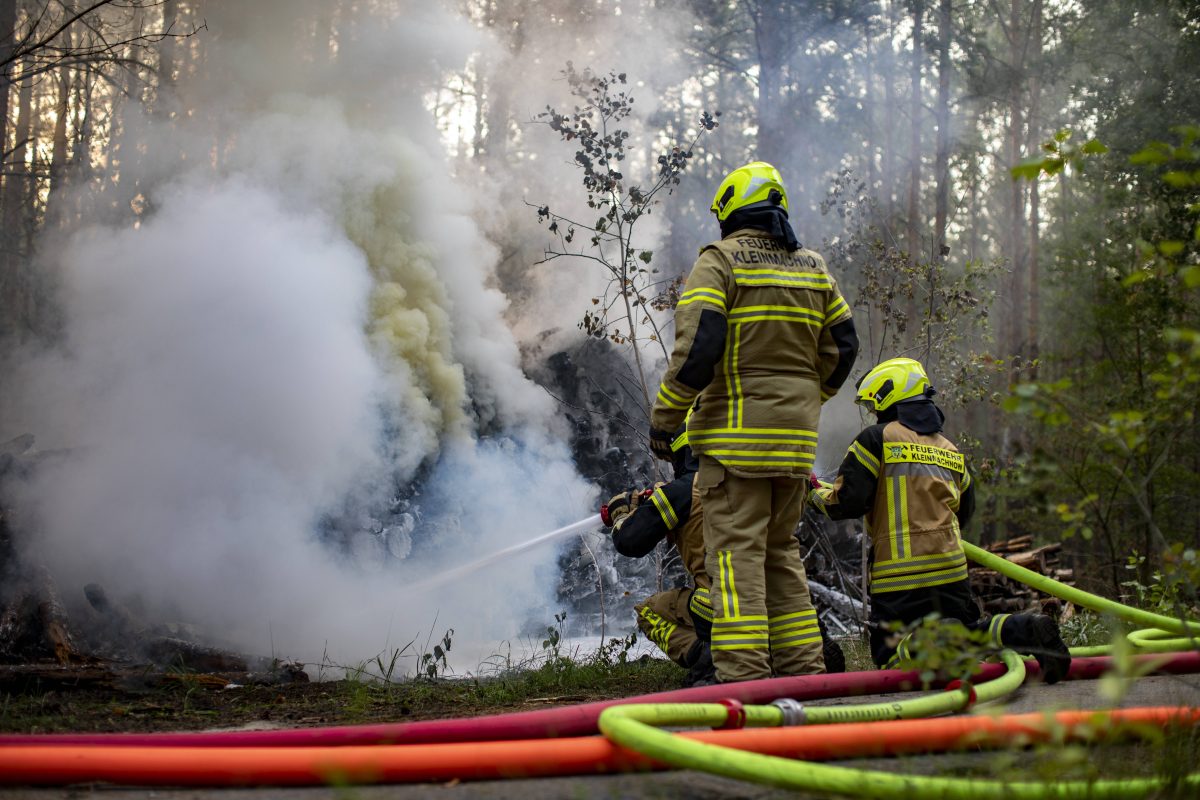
[0,654,686,734]
[1,671,1199,799]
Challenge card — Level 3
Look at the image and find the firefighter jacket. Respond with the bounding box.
[651,229,857,478]
[611,472,709,590]
[811,400,975,595]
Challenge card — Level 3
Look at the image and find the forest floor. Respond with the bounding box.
[0,649,690,734]
[3,642,1200,798]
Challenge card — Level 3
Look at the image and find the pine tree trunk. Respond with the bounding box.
[313,1,333,66]
[4,64,31,233]
[883,0,897,220]
[159,0,178,88]
[905,0,925,347]
[482,2,525,165]
[471,63,485,161]
[0,0,14,160]
[1027,0,1043,368]
[45,65,72,229]
[934,0,951,255]
[864,31,876,193]
[752,0,788,166]
[0,0,16,308]
[1006,0,1026,359]
[906,0,923,265]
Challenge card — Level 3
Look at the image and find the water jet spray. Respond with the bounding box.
[409,514,602,593]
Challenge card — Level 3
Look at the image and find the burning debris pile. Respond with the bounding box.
[0,436,308,692]
[523,335,671,637]
[796,511,867,637]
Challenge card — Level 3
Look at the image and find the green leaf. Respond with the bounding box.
[1181,265,1200,289]
[1130,142,1172,165]
[1010,159,1046,181]
[1053,129,1072,144]
[1164,171,1194,189]
[1122,270,1152,287]
[1080,139,1109,155]
[1000,396,1023,413]
[1163,327,1196,344]
[1158,240,1186,257]
[1045,410,1071,426]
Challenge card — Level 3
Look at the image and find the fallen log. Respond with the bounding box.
[0,663,117,692]
[141,638,249,673]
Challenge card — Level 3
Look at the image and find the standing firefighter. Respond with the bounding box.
[808,357,1072,682]
[649,161,859,683]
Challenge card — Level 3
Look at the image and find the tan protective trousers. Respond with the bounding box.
[635,588,700,667]
[697,455,825,682]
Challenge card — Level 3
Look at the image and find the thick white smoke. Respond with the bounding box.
[4,1,597,671]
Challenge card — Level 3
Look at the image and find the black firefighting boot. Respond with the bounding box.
[684,640,717,687]
[818,615,846,674]
[995,613,1072,684]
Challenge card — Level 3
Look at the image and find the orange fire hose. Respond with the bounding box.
[1,707,1194,787]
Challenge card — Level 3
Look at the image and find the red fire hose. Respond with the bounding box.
[2,651,1197,748]
[0,707,1194,787]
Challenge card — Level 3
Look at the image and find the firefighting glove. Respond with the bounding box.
[601,489,642,531]
[649,427,674,461]
[806,474,834,513]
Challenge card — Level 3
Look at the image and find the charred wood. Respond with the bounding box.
[142,637,249,673]
[0,564,89,664]
[0,663,117,693]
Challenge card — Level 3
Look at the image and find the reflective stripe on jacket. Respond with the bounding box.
[812,419,975,594]
[611,473,710,590]
[651,229,854,478]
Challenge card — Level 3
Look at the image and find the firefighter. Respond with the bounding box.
[601,431,845,686]
[649,161,859,683]
[602,433,715,685]
[807,357,1072,683]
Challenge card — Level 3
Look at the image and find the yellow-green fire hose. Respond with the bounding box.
[599,700,1199,798]
[596,541,1200,797]
[963,541,1200,655]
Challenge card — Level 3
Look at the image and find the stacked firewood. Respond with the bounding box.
[969,534,1074,617]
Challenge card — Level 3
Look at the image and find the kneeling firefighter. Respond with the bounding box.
[808,357,1072,682]
[601,430,845,686]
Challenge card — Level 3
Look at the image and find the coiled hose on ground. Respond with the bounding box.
[588,541,1200,798]
[963,541,1200,655]
[598,702,1200,799]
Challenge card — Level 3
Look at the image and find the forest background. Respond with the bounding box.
[0,0,1197,665]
